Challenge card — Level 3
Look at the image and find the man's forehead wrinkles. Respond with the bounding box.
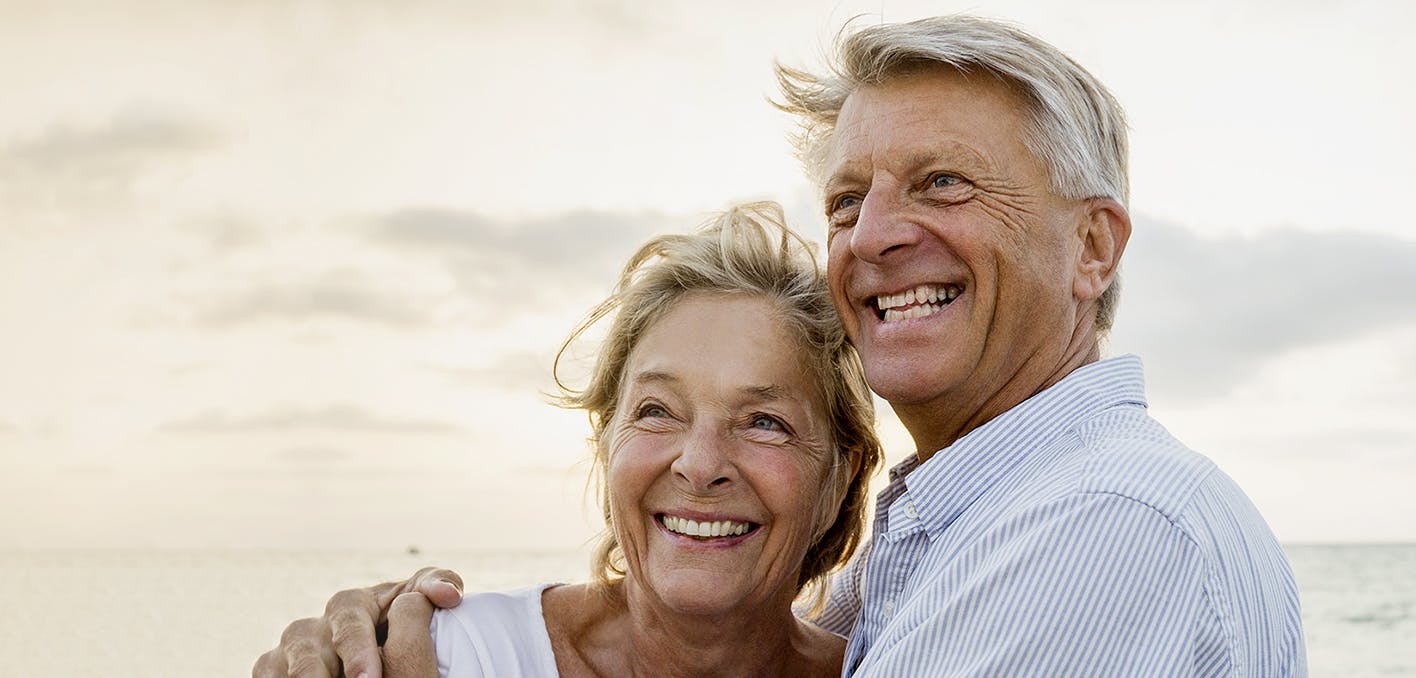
[828,143,992,188]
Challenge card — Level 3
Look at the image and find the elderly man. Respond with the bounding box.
[256,15,1305,677]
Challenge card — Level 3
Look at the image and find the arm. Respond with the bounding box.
[252,567,463,678]
[854,493,1209,677]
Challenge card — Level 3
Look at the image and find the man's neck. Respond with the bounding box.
[901,338,1102,462]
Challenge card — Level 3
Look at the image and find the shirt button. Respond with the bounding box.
[882,600,896,616]
[903,502,918,519]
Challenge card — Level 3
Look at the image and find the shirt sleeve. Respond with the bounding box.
[854,492,1211,677]
[430,608,489,678]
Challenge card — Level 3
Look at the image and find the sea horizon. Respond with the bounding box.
[4,543,1413,677]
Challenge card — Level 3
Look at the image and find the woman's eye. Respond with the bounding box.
[638,404,669,419]
[750,415,784,432]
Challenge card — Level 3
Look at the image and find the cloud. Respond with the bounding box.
[2,110,219,169]
[0,108,221,212]
[1112,219,1416,398]
[425,351,557,392]
[191,271,433,328]
[190,215,264,251]
[160,404,462,434]
[371,207,688,305]
[277,446,354,463]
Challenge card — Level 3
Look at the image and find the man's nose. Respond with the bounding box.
[850,188,922,264]
[670,426,736,493]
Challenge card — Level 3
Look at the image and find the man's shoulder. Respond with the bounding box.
[1066,407,1218,521]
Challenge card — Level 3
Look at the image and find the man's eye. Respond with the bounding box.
[931,173,961,188]
[830,194,862,213]
[638,404,669,419]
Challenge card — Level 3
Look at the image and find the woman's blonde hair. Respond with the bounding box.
[554,201,883,595]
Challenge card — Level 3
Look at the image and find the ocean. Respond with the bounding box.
[2,544,1411,677]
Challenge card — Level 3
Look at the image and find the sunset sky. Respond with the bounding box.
[2,0,1413,554]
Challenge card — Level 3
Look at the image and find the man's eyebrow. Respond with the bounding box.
[823,163,867,194]
[831,143,993,177]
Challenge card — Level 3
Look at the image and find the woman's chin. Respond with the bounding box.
[637,570,756,617]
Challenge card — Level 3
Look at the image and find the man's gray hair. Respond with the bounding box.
[776,15,1129,331]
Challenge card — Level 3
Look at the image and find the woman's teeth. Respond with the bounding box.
[661,515,752,538]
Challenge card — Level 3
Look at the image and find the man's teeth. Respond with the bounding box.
[876,284,960,322]
[662,515,751,538]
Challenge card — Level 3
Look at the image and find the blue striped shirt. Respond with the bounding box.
[814,355,1306,676]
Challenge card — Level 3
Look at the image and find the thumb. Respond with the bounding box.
[382,592,439,678]
[411,568,464,610]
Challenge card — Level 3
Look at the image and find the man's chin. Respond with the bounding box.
[862,364,960,407]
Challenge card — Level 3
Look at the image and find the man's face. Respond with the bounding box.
[823,67,1088,449]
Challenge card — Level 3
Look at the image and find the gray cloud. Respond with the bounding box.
[161,404,461,434]
[1288,428,1416,461]
[371,207,688,306]
[192,271,433,328]
[1111,218,1416,398]
[425,351,557,392]
[0,108,221,212]
[2,110,219,169]
[277,446,354,463]
[190,216,264,251]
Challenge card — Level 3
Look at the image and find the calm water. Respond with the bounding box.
[1,544,1411,677]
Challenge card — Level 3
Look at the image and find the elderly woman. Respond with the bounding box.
[427,202,882,677]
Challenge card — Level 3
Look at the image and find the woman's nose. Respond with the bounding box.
[670,426,736,493]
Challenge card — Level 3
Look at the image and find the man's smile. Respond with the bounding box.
[869,283,963,322]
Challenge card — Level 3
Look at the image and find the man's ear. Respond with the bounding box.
[1073,197,1131,302]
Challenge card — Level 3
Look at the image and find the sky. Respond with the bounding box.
[1,0,1413,553]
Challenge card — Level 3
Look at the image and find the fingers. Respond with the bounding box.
[255,568,460,678]
[382,592,438,678]
[328,587,385,678]
[279,617,339,678]
[409,567,464,609]
[329,568,458,678]
[252,647,287,678]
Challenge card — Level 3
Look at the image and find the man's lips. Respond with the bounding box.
[868,282,962,322]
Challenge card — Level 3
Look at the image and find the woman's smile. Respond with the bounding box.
[608,293,835,615]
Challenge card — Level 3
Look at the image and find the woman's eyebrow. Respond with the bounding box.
[630,370,678,385]
[738,384,790,402]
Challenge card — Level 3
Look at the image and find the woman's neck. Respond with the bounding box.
[545,580,841,678]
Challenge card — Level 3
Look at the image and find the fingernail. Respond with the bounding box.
[441,579,462,594]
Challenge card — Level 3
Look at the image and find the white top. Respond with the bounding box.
[430,584,560,678]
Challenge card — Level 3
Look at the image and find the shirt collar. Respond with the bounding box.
[902,355,1149,539]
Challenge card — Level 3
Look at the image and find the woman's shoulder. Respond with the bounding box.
[443,584,554,620]
[435,584,554,636]
[539,583,628,677]
[431,584,561,678]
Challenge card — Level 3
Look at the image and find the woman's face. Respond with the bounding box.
[607,292,838,616]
